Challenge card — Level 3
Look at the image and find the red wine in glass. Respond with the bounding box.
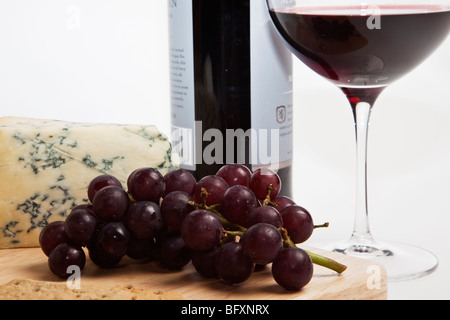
[267,1,450,282]
[270,5,450,102]
[269,5,450,82]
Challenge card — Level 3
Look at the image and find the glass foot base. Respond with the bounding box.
[322,239,439,282]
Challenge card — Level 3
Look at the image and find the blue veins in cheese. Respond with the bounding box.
[0,116,179,248]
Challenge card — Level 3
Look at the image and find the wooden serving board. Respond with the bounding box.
[0,246,387,300]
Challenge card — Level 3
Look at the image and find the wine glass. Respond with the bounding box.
[266,0,450,281]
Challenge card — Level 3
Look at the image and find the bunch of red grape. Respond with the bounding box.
[39,164,346,291]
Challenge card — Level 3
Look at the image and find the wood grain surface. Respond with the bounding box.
[0,246,387,300]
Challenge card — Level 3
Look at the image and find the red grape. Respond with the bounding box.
[88,243,122,268]
[272,195,296,212]
[126,237,157,260]
[94,222,130,259]
[241,223,283,265]
[92,186,130,222]
[163,169,196,196]
[280,205,314,244]
[48,243,86,278]
[160,191,194,231]
[272,248,313,290]
[127,167,165,202]
[155,231,192,270]
[215,241,254,285]
[64,207,98,246]
[39,221,68,257]
[87,175,122,203]
[246,205,283,228]
[123,201,164,239]
[249,168,281,200]
[216,164,252,187]
[181,209,223,251]
[193,175,229,206]
[220,185,258,226]
[191,247,219,278]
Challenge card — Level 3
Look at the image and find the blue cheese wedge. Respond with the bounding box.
[0,116,179,248]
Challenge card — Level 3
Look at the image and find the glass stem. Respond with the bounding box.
[351,101,376,245]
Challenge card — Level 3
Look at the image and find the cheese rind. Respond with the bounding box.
[0,117,179,248]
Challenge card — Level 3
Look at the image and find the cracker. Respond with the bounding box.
[0,278,183,300]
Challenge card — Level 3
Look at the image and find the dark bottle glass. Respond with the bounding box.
[169,0,293,196]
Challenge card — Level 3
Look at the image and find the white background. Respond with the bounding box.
[0,1,449,299]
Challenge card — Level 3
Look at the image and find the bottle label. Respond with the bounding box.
[169,0,293,172]
[250,0,293,171]
[168,0,196,170]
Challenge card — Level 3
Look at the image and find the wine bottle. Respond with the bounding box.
[168,0,293,196]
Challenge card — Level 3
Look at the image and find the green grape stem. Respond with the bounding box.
[305,250,348,274]
[262,184,276,207]
[217,214,247,233]
[314,222,330,229]
[222,228,245,239]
